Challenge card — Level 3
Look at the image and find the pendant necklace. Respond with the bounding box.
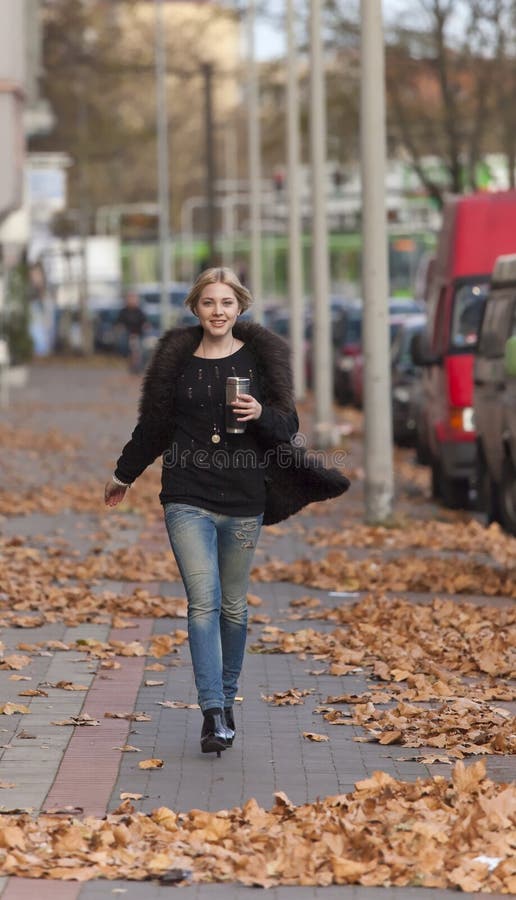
[202,335,234,444]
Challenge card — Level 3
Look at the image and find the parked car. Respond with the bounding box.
[92,306,122,353]
[500,335,516,532]
[332,300,363,404]
[474,254,516,532]
[268,308,313,384]
[412,190,516,508]
[136,281,191,330]
[391,314,427,445]
[345,298,425,408]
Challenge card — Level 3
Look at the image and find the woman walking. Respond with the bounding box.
[105,267,349,756]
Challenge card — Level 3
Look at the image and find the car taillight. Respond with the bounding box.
[449,406,475,432]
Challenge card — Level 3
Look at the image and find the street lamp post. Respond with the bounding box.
[360,0,394,522]
[155,0,172,331]
[286,0,305,400]
[310,0,333,447]
[246,0,263,320]
[202,61,217,267]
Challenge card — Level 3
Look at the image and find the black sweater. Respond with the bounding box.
[115,343,299,516]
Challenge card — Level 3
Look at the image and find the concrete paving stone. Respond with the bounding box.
[3,364,515,898]
[74,885,511,900]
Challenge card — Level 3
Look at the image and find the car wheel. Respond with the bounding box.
[414,422,431,465]
[431,462,442,499]
[499,455,516,536]
[432,461,469,509]
[476,453,502,525]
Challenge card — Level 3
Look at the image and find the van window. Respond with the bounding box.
[432,288,447,354]
[450,283,488,350]
[478,292,516,357]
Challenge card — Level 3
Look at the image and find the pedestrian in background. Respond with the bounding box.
[104,267,349,757]
[116,290,148,373]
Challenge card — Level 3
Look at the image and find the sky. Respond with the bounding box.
[255,18,284,60]
[254,2,406,61]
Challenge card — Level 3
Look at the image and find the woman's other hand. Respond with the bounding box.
[104,480,128,507]
[232,393,262,422]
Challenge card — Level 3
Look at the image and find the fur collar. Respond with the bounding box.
[139,321,295,429]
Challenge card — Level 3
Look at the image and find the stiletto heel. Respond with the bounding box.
[223,707,235,747]
[201,709,227,755]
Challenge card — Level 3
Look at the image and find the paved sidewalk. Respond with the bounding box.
[0,361,513,899]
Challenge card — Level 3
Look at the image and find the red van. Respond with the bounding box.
[413,190,516,508]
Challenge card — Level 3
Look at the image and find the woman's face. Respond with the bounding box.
[195,281,240,339]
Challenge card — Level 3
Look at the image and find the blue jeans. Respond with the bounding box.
[163,503,262,712]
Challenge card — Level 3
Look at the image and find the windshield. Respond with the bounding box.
[391,323,424,366]
[345,314,362,344]
[450,282,489,350]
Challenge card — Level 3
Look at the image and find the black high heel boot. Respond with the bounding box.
[224,706,235,746]
[200,708,227,756]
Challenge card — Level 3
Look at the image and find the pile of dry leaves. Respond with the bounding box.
[0,424,81,455]
[0,762,512,891]
[1,536,184,625]
[0,466,162,520]
[305,519,516,567]
[252,551,516,596]
[254,595,515,687]
[320,698,515,757]
[255,595,515,757]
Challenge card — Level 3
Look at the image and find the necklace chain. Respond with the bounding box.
[201,335,234,359]
[202,335,234,444]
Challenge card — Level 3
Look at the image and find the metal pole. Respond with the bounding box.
[202,62,217,267]
[286,0,305,400]
[246,0,263,320]
[77,88,93,354]
[310,0,333,447]
[360,0,393,522]
[223,120,238,268]
[155,0,172,330]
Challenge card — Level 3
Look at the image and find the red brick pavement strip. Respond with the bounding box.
[0,619,154,896]
[43,617,153,818]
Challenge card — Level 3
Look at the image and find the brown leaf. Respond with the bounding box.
[18,689,48,698]
[51,714,99,726]
[262,688,313,706]
[138,758,164,769]
[302,732,329,742]
[0,655,32,671]
[156,700,199,709]
[104,711,151,722]
[53,681,89,691]
[0,703,30,715]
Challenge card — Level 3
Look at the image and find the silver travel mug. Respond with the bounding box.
[225,376,250,434]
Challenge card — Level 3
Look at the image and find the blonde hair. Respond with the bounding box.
[185,267,253,314]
